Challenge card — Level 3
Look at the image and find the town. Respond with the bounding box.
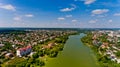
[0,29,78,67]
[81,30,120,67]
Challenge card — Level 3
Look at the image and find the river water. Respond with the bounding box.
[45,33,100,67]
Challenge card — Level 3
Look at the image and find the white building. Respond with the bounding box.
[16,46,32,57]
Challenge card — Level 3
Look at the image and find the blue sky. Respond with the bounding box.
[0,0,120,28]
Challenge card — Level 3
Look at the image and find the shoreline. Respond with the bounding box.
[81,32,120,67]
[80,34,100,67]
[1,35,69,67]
[82,42,100,67]
[42,33,79,66]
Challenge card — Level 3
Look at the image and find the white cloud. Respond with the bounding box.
[60,4,76,12]
[75,0,96,5]
[89,19,98,23]
[13,17,21,21]
[57,17,65,20]
[0,4,15,11]
[13,14,34,22]
[108,20,112,22]
[66,15,72,17]
[60,8,74,12]
[114,13,120,16]
[72,20,77,22]
[25,14,34,17]
[92,9,109,15]
[84,0,96,5]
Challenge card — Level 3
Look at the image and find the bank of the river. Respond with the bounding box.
[1,33,77,67]
[45,33,100,67]
[81,32,120,67]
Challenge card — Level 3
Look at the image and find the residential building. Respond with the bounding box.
[16,46,32,57]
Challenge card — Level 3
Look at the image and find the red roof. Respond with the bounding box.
[18,46,32,51]
[27,46,32,48]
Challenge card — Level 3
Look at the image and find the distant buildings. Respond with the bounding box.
[92,30,120,64]
[16,46,32,57]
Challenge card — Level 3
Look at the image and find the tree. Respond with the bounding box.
[25,63,31,67]
[27,58,35,64]
[115,51,120,57]
[49,50,58,58]
[32,53,39,58]
[35,59,45,67]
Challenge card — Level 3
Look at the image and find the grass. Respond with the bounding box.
[2,57,27,67]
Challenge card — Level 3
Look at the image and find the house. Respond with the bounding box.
[42,43,56,49]
[12,45,15,48]
[116,35,120,38]
[5,53,14,58]
[100,42,109,49]
[110,54,117,61]
[0,44,4,47]
[48,43,56,48]
[117,59,120,64]
[106,50,112,55]
[16,46,32,57]
[92,35,97,40]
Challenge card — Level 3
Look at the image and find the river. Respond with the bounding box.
[45,33,100,67]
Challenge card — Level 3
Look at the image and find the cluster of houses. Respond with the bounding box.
[92,30,120,63]
[0,30,77,63]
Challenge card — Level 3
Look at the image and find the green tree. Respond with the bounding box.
[32,53,39,58]
[35,59,45,67]
[115,51,120,57]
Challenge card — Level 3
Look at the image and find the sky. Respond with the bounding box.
[0,0,120,28]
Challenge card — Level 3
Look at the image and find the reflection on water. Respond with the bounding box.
[45,33,100,67]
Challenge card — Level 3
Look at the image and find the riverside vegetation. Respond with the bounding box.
[81,30,120,67]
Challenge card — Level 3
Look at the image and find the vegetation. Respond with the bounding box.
[2,57,45,67]
[0,29,78,67]
[81,32,120,67]
[2,57,27,67]
[115,51,120,57]
[1,34,70,67]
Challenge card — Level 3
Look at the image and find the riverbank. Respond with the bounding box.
[31,33,79,67]
[81,32,120,67]
[81,41,101,66]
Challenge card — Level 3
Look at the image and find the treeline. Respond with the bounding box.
[0,30,27,34]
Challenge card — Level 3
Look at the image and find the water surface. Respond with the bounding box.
[45,33,99,67]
